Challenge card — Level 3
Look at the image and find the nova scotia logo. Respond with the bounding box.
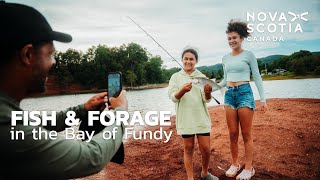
[246,12,309,42]
[288,12,308,21]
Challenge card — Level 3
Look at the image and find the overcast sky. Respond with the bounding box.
[10,0,320,68]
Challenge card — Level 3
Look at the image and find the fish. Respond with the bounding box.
[191,77,227,94]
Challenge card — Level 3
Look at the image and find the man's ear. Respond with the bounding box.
[19,44,34,66]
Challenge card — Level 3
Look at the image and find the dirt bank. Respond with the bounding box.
[80,98,320,180]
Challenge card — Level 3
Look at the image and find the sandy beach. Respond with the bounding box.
[80,98,320,180]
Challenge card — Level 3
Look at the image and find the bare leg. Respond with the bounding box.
[225,106,240,166]
[238,107,254,170]
[183,136,195,180]
[197,135,211,176]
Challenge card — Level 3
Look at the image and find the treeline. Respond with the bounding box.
[258,50,320,75]
[52,45,319,90]
[52,43,180,89]
[197,64,224,80]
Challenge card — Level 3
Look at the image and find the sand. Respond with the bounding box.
[80,98,320,180]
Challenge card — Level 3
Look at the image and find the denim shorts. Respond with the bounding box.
[224,83,256,110]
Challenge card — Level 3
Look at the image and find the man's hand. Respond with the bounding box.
[109,90,128,110]
[84,92,108,111]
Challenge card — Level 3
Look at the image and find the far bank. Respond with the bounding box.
[36,75,320,97]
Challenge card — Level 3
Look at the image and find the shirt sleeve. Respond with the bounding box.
[168,74,179,103]
[249,52,266,102]
[218,63,227,87]
[45,104,88,132]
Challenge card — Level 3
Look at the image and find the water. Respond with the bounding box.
[20,78,320,141]
[21,78,320,114]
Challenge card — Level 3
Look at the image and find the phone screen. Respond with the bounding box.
[107,72,122,99]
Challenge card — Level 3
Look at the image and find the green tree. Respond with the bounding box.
[53,51,73,88]
[200,69,212,79]
[290,59,307,75]
[145,56,164,83]
[125,43,148,85]
[287,55,320,75]
[290,50,312,60]
[126,70,137,87]
[314,66,320,75]
[215,69,224,80]
[162,67,181,82]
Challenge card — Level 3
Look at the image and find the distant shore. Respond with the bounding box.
[124,83,168,91]
[261,74,320,81]
[32,83,169,97]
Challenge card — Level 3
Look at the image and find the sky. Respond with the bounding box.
[9,0,320,68]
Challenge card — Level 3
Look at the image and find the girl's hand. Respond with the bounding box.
[260,102,268,112]
[174,82,192,100]
[204,83,212,94]
[204,83,212,100]
[181,82,192,93]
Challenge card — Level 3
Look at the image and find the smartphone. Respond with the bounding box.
[107,72,122,101]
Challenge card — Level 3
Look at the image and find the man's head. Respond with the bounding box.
[0,1,72,96]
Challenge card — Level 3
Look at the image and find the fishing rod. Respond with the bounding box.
[127,16,183,69]
[128,16,221,105]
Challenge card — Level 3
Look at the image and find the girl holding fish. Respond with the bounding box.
[168,48,219,180]
[218,20,268,180]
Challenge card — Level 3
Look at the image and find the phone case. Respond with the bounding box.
[107,71,122,100]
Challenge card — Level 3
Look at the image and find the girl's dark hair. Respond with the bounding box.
[181,48,198,61]
[226,19,250,38]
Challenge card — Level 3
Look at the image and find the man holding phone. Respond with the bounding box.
[0,2,127,179]
[79,71,125,164]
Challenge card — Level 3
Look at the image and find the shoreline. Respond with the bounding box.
[30,83,169,97]
[261,75,320,81]
[81,98,320,180]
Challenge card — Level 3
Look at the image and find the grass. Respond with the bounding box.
[214,72,320,83]
[261,72,320,81]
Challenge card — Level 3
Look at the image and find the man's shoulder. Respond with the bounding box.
[0,97,21,123]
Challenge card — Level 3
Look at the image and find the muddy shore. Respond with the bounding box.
[80,98,320,180]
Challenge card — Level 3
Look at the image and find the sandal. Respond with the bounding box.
[236,167,255,180]
[201,172,219,180]
[225,164,241,177]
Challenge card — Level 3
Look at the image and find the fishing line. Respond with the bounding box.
[128,16,221,104]
[127,16,183,69]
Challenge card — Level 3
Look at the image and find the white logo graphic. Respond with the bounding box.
[288,12,308,21]
[246,12,309,42]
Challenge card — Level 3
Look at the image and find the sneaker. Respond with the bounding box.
[201,172,219,180]
[236,167,255,180]
[225,164,241,177]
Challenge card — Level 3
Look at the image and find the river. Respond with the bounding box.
[21,78,320,115]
